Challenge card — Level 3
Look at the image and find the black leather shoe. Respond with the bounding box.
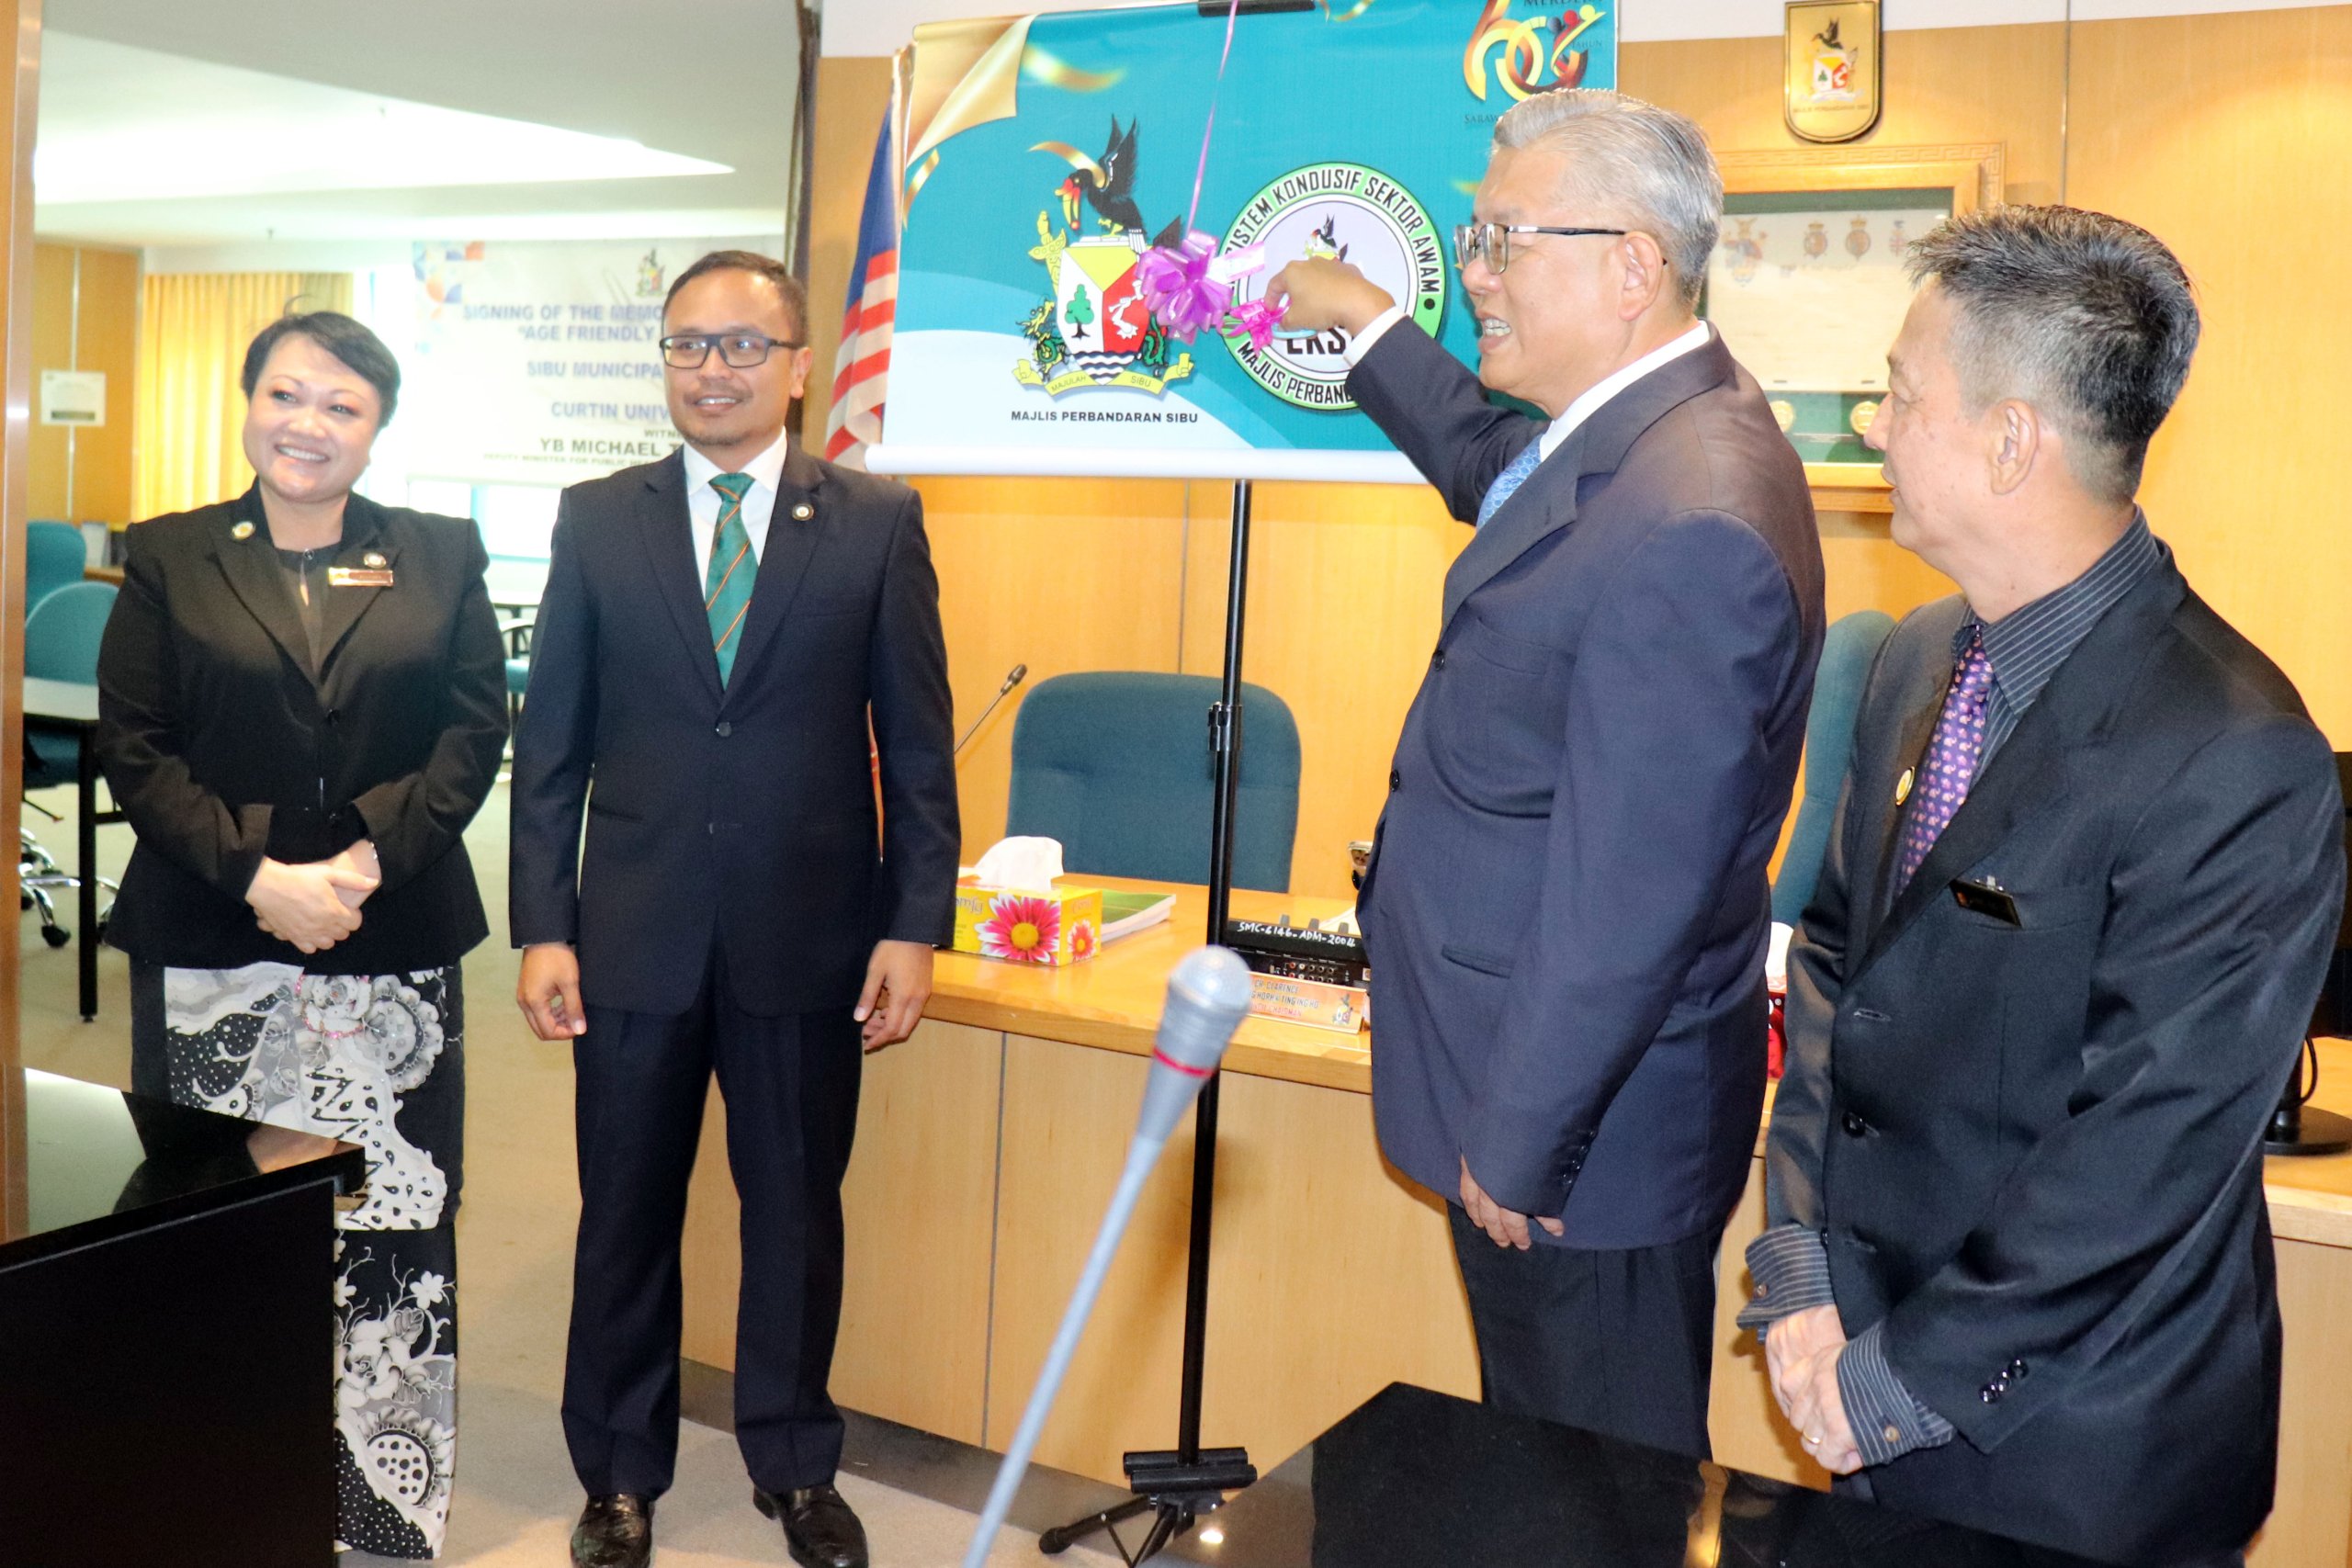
[571,1494,654,1568]
[754,1483,869,1568]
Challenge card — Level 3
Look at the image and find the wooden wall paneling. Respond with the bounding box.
[2253,1235,2352,1568]
[1197,1068,1479,1469]
[73,246,139,527]
[680,1019,1007,1448]
[0,0,40,1241]
[1178,480,1467,904]
[26,243,138,528]
[987,1033,1196,1481]
[831,1020,1004,1443]
[2064,8,2352,746]
[680,1081,741,1371]
[27,243,70,521]
[927,474,1188,867]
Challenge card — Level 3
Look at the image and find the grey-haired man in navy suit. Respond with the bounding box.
[1269,89,1824,1458]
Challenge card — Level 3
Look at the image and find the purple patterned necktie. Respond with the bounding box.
[1895,629,1994,892]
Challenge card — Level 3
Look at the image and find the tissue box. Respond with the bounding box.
[952,882,1106,966]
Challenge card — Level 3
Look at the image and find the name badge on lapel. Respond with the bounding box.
[327,566,395,588]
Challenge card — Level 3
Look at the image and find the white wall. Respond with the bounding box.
[820,0,2349,56]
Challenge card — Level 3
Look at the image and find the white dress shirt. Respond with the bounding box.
[1344,308,1714,459]
[680,432,791,589]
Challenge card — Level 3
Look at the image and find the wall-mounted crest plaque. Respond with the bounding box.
[1785,2,1883,144]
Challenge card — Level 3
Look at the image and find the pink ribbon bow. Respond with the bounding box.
[1224,298,1286,353]
[1136,231,1230,344]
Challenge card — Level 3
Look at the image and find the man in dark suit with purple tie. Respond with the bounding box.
[1268,89,1823,1458]
[1744,208,2343,1567]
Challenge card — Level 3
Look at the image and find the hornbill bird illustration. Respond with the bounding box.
[1033,117,1184,246]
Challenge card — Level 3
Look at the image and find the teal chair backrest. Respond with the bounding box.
[1007,671,1302,894]
[23,580,118,684]
[26,521,87,613]
[1772,609,1897,925]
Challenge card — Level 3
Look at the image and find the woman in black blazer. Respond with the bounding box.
[96,311,505,1560]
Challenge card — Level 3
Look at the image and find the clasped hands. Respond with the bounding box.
[245,840,380,954]
[1766,1302,1863,1474]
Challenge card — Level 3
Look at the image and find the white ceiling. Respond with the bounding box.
[34,0,802,251]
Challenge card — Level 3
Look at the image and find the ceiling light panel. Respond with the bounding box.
[36,32,729,207]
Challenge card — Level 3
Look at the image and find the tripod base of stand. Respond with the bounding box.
[1037,1449,1256,1563]
[2266,1103,2352,1156]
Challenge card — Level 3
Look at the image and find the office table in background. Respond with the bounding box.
[674,875,2352,1567]
[1,1069,365,1568]
[23,674,114,1021]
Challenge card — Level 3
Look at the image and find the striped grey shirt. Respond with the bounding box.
[1961,511,2164,780]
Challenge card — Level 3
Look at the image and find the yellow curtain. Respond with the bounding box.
[130,271,356,521]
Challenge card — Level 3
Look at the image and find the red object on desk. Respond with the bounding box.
[1767,985,1787,1080]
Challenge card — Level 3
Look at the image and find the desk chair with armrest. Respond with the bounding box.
[1770,608,1896,924]
[1006,671,1302,894]
[21,581,122,946]
[27,520,89,613]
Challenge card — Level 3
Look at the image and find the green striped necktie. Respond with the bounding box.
[705,471,757,686]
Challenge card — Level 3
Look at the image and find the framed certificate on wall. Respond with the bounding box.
[1702,144,2005,513]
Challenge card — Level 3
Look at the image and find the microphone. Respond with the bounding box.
[963,946,1255,1568]
[954,662,1029,758]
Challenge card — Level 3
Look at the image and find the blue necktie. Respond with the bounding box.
[1477,440,1544,528]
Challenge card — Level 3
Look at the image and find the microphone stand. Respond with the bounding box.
[956,662,1029,757]
[1040,480,1259,1562]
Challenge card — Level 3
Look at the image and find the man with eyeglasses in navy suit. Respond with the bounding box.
[511,250,958,1568]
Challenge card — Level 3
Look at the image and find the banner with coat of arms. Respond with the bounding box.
[875,0,1616,482]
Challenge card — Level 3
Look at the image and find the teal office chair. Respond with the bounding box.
[1771,609,1897,925]
[501,614,535,739]
[26,520,87,614]
[1006,671,1302,894]
[21,581,120,945]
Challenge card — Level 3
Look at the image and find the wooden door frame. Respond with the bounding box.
[2,0,46,1240]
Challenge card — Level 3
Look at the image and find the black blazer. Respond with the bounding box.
[506,442,958,1018]
[1349,324,1825,1247]
[97,488,508,975]
[1766,558,2345,1562]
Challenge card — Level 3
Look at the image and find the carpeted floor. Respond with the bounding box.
[16,775,1122,1568]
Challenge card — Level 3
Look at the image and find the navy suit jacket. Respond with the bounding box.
[1766,560,2344,1562]
[1351,324,1824,1247]
[507,441,958,1017]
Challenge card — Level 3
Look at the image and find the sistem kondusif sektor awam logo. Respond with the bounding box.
[1219,163,1446,412]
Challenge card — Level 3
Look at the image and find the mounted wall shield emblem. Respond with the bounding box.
[1785,1,1883,144]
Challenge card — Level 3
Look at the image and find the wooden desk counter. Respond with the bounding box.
[680,882,2352,1564]
[924,876,1372,1092]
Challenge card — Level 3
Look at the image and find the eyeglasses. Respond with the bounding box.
[1452,222,1631,275]
[659,333,803,369]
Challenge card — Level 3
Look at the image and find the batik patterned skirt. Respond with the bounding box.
[130,960,465,1559]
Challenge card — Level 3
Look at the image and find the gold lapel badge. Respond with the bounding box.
[1894,767,1915,807]
[363,550,388,569]
[791,502,815,522]
[231,521,255,540]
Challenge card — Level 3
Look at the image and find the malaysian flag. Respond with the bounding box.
[823,113,898,470]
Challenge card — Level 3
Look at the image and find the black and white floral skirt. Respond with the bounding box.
[130,960,465,1560]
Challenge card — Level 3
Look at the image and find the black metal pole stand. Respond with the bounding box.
[1039,480,1260,1562]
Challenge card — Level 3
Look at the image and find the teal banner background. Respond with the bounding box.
[881,0,1617,477]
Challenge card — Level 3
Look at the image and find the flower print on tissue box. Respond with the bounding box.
[952,836,1105,967]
